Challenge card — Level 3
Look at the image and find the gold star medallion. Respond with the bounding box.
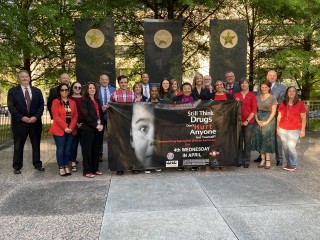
[154,30,172,48]
[220,29,238,48]
[85,29,105,48]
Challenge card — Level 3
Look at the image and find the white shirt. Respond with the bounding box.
[21,85,32,100]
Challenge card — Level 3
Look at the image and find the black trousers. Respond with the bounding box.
[12,124,42,170]
[81,129,100,175]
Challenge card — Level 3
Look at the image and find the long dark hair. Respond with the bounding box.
[283,86,299,105]
[57,83,69,105]
[83,82,98,99]
[68,81,82,97]
[159,77,172,97]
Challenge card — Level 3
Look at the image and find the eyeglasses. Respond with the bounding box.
[73,86,81,90]
[60,89,68,92]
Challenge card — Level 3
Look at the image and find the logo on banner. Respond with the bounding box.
[166,160,178,167]
[167,152,174,160]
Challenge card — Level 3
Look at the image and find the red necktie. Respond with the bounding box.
[25,88,31,113]
[228,88,232,94]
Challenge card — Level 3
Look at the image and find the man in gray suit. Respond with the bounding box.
[255,70,286,166]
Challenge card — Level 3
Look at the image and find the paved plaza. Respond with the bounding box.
[0,132,319,240]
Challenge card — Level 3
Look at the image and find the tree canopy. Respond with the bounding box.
[0,0,319,100]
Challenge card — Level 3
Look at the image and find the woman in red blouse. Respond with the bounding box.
[212,80,233,100]
[80,82,104,178]
[49,83,78,176]
[234,78,257,168]
[277,86,306,171]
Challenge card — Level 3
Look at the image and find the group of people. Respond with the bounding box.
[7,69,306,177]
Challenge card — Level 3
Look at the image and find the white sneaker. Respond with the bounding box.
[155,168,162,172]
[144,169,151,174]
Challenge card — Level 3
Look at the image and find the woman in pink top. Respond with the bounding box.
[234,78,257,168]
[277,86,306,171]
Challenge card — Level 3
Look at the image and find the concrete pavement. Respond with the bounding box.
[0,132,319,240]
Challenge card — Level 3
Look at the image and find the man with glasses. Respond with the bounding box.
[97,74,116,162]
[204,75,213,93]
[224,71,240,97]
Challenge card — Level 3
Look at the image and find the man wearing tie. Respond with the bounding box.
[225,71,241,97]
[7,70,45,174]
[98,74,116,161]
[141,72,151,99]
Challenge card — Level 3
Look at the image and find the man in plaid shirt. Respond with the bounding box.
[110,75,135,103]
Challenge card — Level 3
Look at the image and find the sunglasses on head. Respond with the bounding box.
[60,89,68,92]
[74,86,81,90]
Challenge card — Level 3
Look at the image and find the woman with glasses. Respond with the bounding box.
[80,82,104,178]
[49,83,78,176]
[68,82,83,172]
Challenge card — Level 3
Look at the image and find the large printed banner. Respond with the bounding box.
[108,101,241,171]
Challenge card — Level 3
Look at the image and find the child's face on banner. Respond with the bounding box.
[131,103,155,164]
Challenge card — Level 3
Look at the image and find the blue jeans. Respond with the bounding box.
[279,128,300,167]
[53,133,73,168]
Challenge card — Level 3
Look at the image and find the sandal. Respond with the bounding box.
[59,167,67,177]
[64,166,71,176]
[84,173,95,178]
[71,166,77,172]
[265,160,271,169]
[95,171,103,175]
[258,158,266,168]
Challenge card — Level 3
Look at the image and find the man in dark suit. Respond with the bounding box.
[7,70,45,174]
[141,72,151,99]
[97,73,116,161]
[47,73,70,119]
[224,71,241,97]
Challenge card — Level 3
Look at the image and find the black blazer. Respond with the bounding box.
[226,82,241,97]
[47,86,58,119]
[80,96,103,131]
[192,88,211,100]
[7,85,44,127]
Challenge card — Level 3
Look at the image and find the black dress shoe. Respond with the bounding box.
[14,169,21,174]
[237,163,242,167]
[117,171,124,175]
[36,167,45,171]
[253,155,261,162]
[243,164,249,168]
[132,170,140,174]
